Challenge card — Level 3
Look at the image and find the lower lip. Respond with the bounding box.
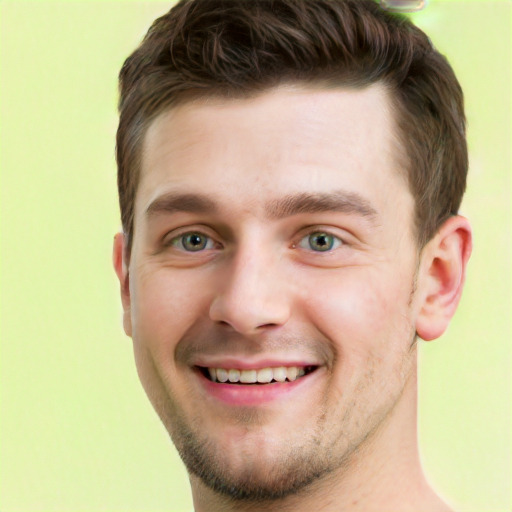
[196,368,322,406]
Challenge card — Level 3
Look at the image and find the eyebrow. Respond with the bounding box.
[145,192,218,217]
[145,190,378,222]
[266,191,378,221]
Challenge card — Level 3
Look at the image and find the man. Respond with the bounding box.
[112,1,472,510]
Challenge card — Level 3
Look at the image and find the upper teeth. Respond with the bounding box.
[207,366,307,383]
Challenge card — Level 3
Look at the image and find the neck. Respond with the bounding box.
[190,363,453,512]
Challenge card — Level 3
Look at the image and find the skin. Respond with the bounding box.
[113,83,472,511]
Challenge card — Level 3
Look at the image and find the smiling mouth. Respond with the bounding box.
[198,365,318,384]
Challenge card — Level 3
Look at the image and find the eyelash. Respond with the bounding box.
[165,228,345,254]
[166,231,220,252]
[296,231,344,252]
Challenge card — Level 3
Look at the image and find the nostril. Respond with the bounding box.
[209,287,291,335]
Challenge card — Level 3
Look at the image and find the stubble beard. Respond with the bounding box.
[142,276,420,504]
[155,358,415,504]
[167,400,351,502]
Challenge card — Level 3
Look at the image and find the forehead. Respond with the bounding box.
[136,84,409,221]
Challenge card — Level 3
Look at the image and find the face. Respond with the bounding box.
[121,84,423,500]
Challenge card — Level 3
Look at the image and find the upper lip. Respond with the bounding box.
[192,357,321,370]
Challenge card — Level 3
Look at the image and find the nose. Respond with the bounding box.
[209,246,291,336]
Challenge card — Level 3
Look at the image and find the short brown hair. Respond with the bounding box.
[117,0,467,251]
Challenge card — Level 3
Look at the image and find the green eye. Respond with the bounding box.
[299,231,342,252]
[172,232,213,252]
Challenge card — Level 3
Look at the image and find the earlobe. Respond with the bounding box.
[112,232,133,337]
[415,216,472,341]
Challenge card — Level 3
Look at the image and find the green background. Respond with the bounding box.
[1,1,510,510]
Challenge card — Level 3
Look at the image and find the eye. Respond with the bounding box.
[170,232,216,252]
[298,231,343,252]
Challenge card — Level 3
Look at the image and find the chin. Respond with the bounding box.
[165,404,343,503]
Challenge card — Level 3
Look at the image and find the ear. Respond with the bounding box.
[415,216,472,341]
[112,232,132,337]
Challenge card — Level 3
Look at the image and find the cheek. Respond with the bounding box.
[128,268,213,409]
[129,267,213,353]
[302,268,415,358]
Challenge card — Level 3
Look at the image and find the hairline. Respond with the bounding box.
[124,78,415,258]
